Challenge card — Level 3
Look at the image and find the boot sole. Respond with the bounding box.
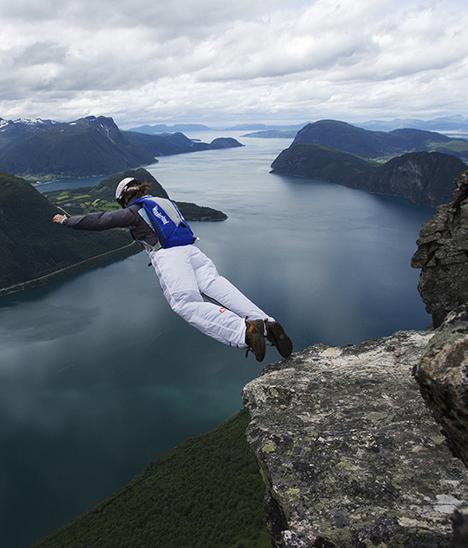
[253,335,266,362]
[266,322,293,358]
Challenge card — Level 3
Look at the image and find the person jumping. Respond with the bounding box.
[52,177,293,362]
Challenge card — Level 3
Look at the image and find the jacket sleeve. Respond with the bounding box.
[62,208,137,231]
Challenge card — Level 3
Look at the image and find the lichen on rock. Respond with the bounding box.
[243,331,468,547]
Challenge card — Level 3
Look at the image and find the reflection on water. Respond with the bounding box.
[0,135,432,547]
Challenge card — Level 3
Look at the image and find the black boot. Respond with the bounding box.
[265,320,293,358]
[245,319,266,362]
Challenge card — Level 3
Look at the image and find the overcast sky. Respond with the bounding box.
[0,0,467,127]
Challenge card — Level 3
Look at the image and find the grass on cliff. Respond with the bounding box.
[35,410,270,548]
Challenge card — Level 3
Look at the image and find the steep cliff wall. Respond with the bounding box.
[412,170,468,327]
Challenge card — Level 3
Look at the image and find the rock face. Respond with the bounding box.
[412,171,468,326]
[243,331,468,547]
[414,306,468,468]
[360,152,466,207]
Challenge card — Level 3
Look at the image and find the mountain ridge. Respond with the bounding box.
[292,119,466,159]
[0,116,243,177]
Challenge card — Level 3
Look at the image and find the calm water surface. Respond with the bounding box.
[0,133,432,547]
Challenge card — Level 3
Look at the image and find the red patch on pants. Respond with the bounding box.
[219,307,226,313]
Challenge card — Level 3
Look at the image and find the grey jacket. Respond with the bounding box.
[63,204,159,247]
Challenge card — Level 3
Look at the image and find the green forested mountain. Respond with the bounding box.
[271,144,466,206]
[35,411,269,548]
[0,168,227,292]
[0,172,135,290]
[271,144,372,184]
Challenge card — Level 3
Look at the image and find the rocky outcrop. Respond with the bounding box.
[414,306,468,467]
[412,171,468,326]
[243,331,468,547]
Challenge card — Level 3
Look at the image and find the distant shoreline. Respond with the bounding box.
[0,241,140,297]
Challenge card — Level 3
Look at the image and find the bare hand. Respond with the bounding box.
[52,214,67,224]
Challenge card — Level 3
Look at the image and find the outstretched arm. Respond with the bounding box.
[52,209,137,231]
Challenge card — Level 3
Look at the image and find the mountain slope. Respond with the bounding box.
[359,151,466,206]
[271,144,372,184]
[0,172,135,290]
[35,410,269,548]
[0,116,243,177]
[0,117,154,176]
[271,143,466,206]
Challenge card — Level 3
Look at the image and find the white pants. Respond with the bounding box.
[149,245,273,348]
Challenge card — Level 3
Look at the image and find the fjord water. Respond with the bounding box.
[0,133,432,547]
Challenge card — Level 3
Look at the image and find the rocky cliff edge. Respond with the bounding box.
[243,331,468,547]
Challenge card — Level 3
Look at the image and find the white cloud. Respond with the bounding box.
[0,0,467,126]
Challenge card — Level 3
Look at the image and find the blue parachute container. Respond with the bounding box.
[130,196,195,248]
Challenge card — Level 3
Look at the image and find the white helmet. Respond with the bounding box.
[115,177,139,201]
